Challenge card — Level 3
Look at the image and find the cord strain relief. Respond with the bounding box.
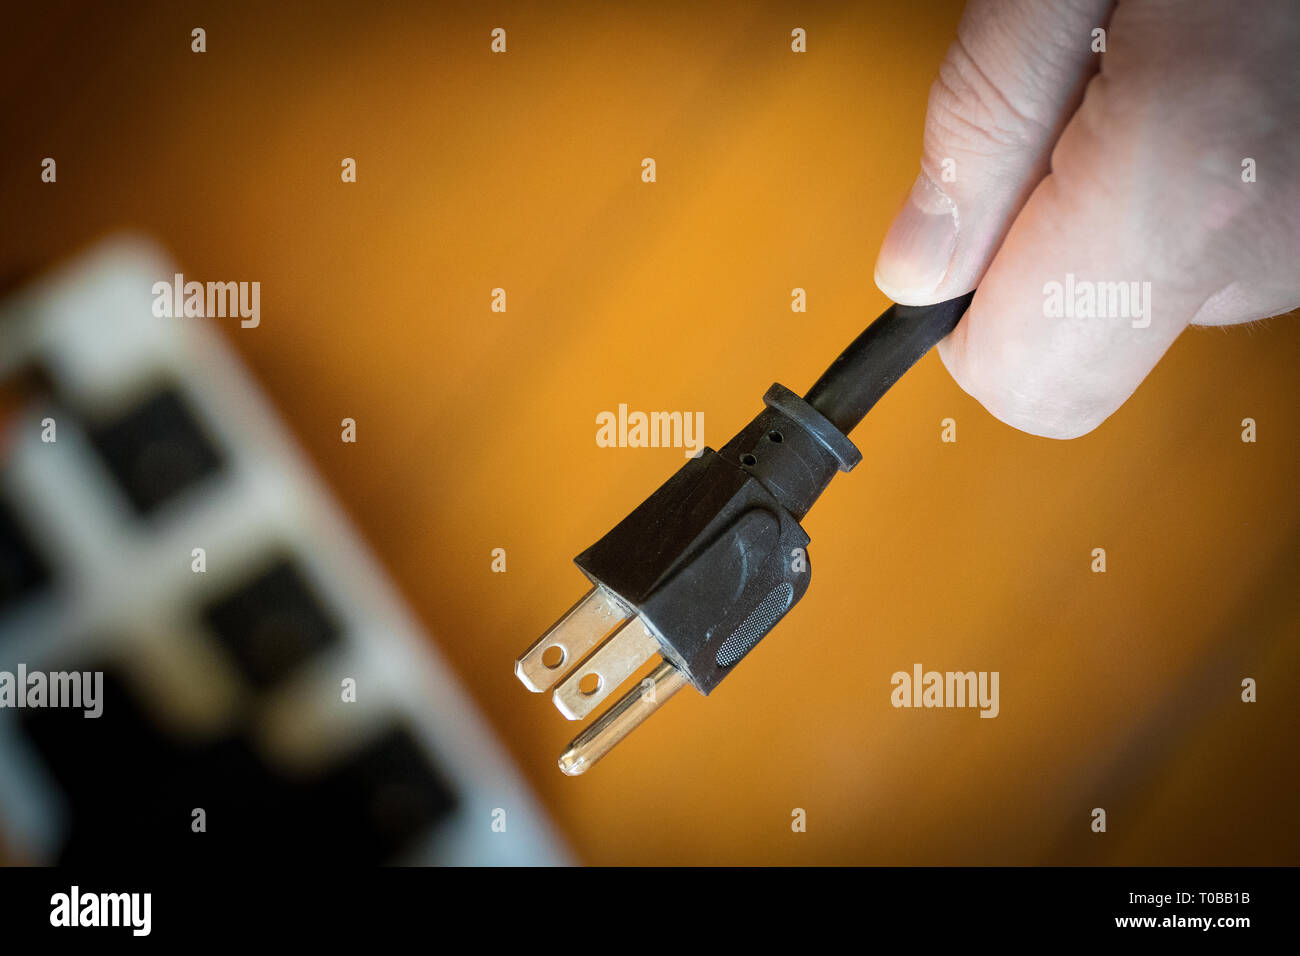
[763,383,861,472]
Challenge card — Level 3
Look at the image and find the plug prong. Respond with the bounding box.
[552,616,659,720]
[558,660,688,775]
[514,586,628,692]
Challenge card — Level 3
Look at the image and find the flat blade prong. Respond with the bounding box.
[514,586,628,692]
[552,616,659,720]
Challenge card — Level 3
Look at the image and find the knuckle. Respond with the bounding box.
[924,36,1046,159]
[955,350,1107,440]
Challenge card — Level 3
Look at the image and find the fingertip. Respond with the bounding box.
[874,270,941,307]
[873,173,958,306]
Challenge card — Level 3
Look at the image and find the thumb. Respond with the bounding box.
[939,0,1300,439]
[874,0,1112,305]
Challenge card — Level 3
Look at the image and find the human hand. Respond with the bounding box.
[873,0,1300,438]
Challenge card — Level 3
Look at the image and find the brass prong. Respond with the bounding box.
[558,661,688,776]
[552,616,659,720]
[514,586,628,693]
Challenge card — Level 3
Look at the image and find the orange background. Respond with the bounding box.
[3,0,1297,864]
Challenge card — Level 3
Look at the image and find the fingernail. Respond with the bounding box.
[874,172,958,303]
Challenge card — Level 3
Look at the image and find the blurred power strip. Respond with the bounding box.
[0,236,568,865]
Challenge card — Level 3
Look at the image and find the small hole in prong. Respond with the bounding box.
[767,430,783,443]
[578,672,603,696]
[741,453,757,467]
[542,645,566,669]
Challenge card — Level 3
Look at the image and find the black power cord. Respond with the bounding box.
[515,291,976,774]
[806,293,977,435]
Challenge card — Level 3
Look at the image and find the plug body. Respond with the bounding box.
[517,292,972,773]
[574,383,859,693]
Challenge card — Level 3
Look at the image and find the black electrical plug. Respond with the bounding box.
[515,292,975,774]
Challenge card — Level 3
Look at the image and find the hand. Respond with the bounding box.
[873,0,1300,438]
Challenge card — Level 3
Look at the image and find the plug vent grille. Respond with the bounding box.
[715,582,793,668]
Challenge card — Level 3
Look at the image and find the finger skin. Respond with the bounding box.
[874,0,1113,306]
[893,0,1300,437]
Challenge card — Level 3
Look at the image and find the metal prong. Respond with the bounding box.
[558,661,688,776]
[552,616,659,720]
[514,586,628,692]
